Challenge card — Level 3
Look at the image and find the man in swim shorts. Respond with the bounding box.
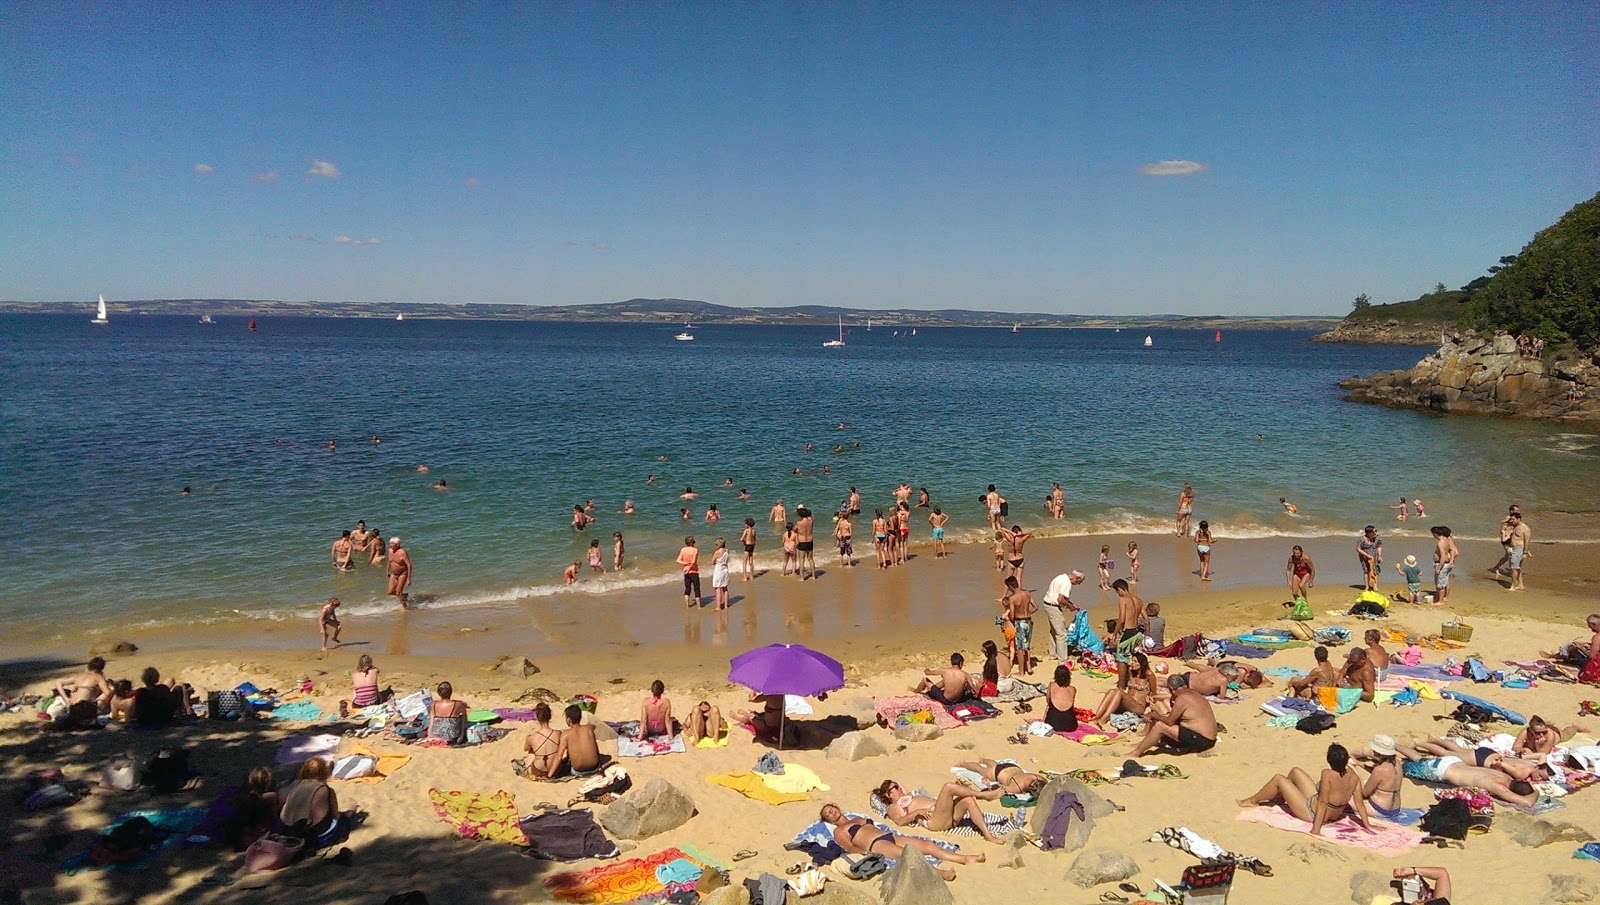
[1000,576,1037,676]
[928,507,949,558]
[794,507,816,580]
[914,653,975,705]
[386,537,411,609]
[1506,511,1531,591]
[1432,525,1458,604]
[1112,579,1144,690]
[1130,674,1217,755]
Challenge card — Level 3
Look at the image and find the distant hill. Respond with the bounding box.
[0,296,1340,331]
[1317,189,1600,347]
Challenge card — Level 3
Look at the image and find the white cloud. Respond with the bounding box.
[592,242,611,251]
[1138,159,1208,177]
[464,177,480,187]
[307,159,342,179]
[193,163,214,175]
[332,235,381,246]
[254,171,280,183]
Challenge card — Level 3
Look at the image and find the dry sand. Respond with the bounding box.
[3,536,1599,905]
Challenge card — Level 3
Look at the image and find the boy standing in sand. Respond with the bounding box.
[1112,579,1143,691]
[928,507,949,558]
[999,576,1037,676]
[319,597,342,651]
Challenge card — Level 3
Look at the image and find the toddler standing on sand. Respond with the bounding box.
[1396,555,1424,604]
[1097,545,1113,589]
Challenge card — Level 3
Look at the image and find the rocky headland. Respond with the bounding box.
[1310,318,1451,345]
[1339,331,1600,421]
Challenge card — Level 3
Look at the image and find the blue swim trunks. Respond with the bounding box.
[931,527,944,540]
[1013,618,1032,651]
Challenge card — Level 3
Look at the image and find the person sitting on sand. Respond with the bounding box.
[640,679,676,741]
[685,700,724,745]
[914,653,975,705]
[955,757,1046,798]
[1289,646,1337,700]
[732,691,785,740]
[1339,648,1376,702]
[1238,742,1373,836]
[1354,734,1407,822]
[1393,739,1544,807]
[132,666,193,726]
[1128,674,1217,756]
[108,679,136,722]
[277,757,345,850]
[1364,629,1392,682]
[555,704,607,775]
[227,766,281,851]
[1090,652,1155,727]
[1552,614,1600,685]
[874,779,1006,843]
[351,654,383,709]
[978,640,1013,698]
[428,681,469,744]
[520,703,562,778]
[55,657,114,712]
[1042,664,1078,733]
[1391,866,1452,905]
[820,804,984,881]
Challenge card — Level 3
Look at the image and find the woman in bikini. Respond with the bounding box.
[1194,520,1214,581]
[1355,734,1406,822]
[684,700,724,745]
[978,640,1012,697]
[873,780,1006,843]
[781,523,798,576]
[1512,715,1574,756]
[1090,651,1154,727]
[428,681,469,744]
[954,757,1046,798]
[1238,743,1373,836]
[872,509,890,569]
[639,680,676,740]
[896,502,912,564]
[351,654,382,709]
[820,804,984,881]
[519,703,562,778]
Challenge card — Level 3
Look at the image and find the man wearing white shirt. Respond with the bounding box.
[1041,570,1085,660]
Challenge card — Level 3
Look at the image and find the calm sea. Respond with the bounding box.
[3,314,1596,650]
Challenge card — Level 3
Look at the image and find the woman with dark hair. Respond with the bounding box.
[228,767,281,851]
[640,679,676,740]
[872,779,1006,843]
[1194,520,1214,581]
[1089,652,1152,727]
[1238,743,1372,836]
[1042,664,1078,733]
[978,640,1012,697]
[429,681,468,744]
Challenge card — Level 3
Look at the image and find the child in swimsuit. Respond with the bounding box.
[1097,546,1112,589]
[588,539,604,573]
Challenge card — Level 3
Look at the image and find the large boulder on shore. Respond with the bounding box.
[88,640,138,656]
[880,846,954,905]
[1067,848,1139,888]
[825,731,887,761]
[597,778,696,840]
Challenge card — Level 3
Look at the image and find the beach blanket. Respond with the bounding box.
[1236,808,1421,855]
[519,809,620,862]
[607,722,690,757]
[1066,609,1106,655]
[275,733,342,764]
[545,844,722,904]
[1316,686,1366,714]
[1053,723,1118,744]
[1263,666,1308,679]
[874,695,964,730]
[264,700,325,721]
[784,695,813,716]
[335,742,411,783]
[694,730,730,748]
[427,789,528,846]
[982,680,1044,704]
[1220,640,1285,659]
[1386,664,1463,682]
[492,707,539,721]
[1148,632,1202,659]
[61,807,207,874]
[707,772,811,805]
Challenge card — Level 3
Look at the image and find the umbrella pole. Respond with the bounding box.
[779,706,786,751]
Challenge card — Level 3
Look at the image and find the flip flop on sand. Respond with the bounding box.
[733,849,757,862]
[1099,893,1129,904]
[1118,883,1142,894]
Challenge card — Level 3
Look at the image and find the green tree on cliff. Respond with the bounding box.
[1353,293,1371,311]
[1466,190,1600,348]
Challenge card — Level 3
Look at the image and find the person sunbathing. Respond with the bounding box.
[55,657,114,712]
[1401,735,1552,782]
[428,681,468,744]
[685,700,725,745]
[731,691,784,740]
[954,757,1046,798]
[913,653,975,705]
[1238,742,1372,836]
[1184,662,1250,699]
[873,780,1005,843]
[1512,715,1577,756]
[819,803,984,881]
[640,679,676,741]
[520,703,561,778]
[1089,652,1154,726]
[555,704,607,775]
[1394,740,1543,807]
[1289,646,1337,700]
[1339,648,1376,702]
[1128,674,1217,756]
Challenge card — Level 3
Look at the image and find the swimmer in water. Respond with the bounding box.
[326,439,337,450]
[416,464,430,473]
[1280,497,1298,513]
[564,561,579,584]
[804,442,814,452]
[837,422,847,429]
[432,479,448,491]
[738,488,751,501]
[622,500,635,515]
[370,435,381,444]
[792,467,802,475]
[680,487,696,500]
[181,485,191,495]
[646,474,656,484]
[680,508,691,520]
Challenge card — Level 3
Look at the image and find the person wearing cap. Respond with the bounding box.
[1395,554,1424,604]
[386,537,411,610]
[1041,570,1085,661]
[1338,647,1376,702]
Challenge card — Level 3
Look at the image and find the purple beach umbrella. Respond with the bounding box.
[728,643,845,697]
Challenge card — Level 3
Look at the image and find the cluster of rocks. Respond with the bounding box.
[1339,331,1600,421]
[1312,318,1452,345]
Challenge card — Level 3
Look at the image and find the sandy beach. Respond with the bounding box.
[4,531,1599,905]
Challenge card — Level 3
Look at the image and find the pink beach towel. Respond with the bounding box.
[1236,807,1421,856]
[873,695,964,730]
[1055,724,1119,744]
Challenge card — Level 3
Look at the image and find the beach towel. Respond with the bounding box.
[1220,640,1283,659]
[492,708,539,721]
[874,695,964,730]
[427,789,528,846]
[335,743,411,784]
[518,809,620,862]
[1147,826,1268,875]
[264,700,324,721]
[694,730,730,748]
[1263,667,1307,679]
[1066,609,1105,655]
[982,680,1044,704]
[1147,632,1200,659]
[1054,723,1118,744]
[275,733,342,764]
[784,695,813,716]
[1316,686,1365,714]
[947,699,1001,722]
[1259,695,1321,717]
[1387,664,1464,682]
[62,807,207,874]
[545,844,723,904]
[1236,808,1421,855]
[1440,689,1527,725]
[762,763,829,794]
[706,772,811,805]
[607,722,690,757]
[1575,841,1600,862]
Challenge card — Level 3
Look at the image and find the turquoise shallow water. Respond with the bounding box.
[2,314,1597,644]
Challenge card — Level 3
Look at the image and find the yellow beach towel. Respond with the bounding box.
[762,763,829,795]
[695,731,730,749]
[427,788,528,846]
[338,742,412,784]
[707,772,810,805]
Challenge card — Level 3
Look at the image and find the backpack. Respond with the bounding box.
[144,748,191,794]
[1419,798,1471,839]
[1449,702,1496,725]
[1296,712,1337,734]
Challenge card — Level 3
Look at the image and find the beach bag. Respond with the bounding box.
[44,696,70,720]
[1296,712,1337,734]
[331,754,378,780]
[244,831,303,873]
[1449,702,1496,725]
[100,756,140,791]
[842,854,889,880]
[208,689,249,720]
[1287,621,1314,641]
[788,865,827,896]
[578,763,631,801]
[1419,798,1471,840]
[1288,597,1313,621]
[394,689,431,720]
[143,748,191,794]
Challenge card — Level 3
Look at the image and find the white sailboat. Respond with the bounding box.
[866,318,872,331]
[91,295,108,325]
[1012,323,1020,334]
[822,316,845,348]
[199,313,215,324]
[1143,335,1154,347]
[396,312,404,321]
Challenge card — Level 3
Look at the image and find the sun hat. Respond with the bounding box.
[1404,555,1417,567]
[1370,734,1397,756]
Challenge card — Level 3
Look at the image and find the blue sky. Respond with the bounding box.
[3,3,1597,315]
